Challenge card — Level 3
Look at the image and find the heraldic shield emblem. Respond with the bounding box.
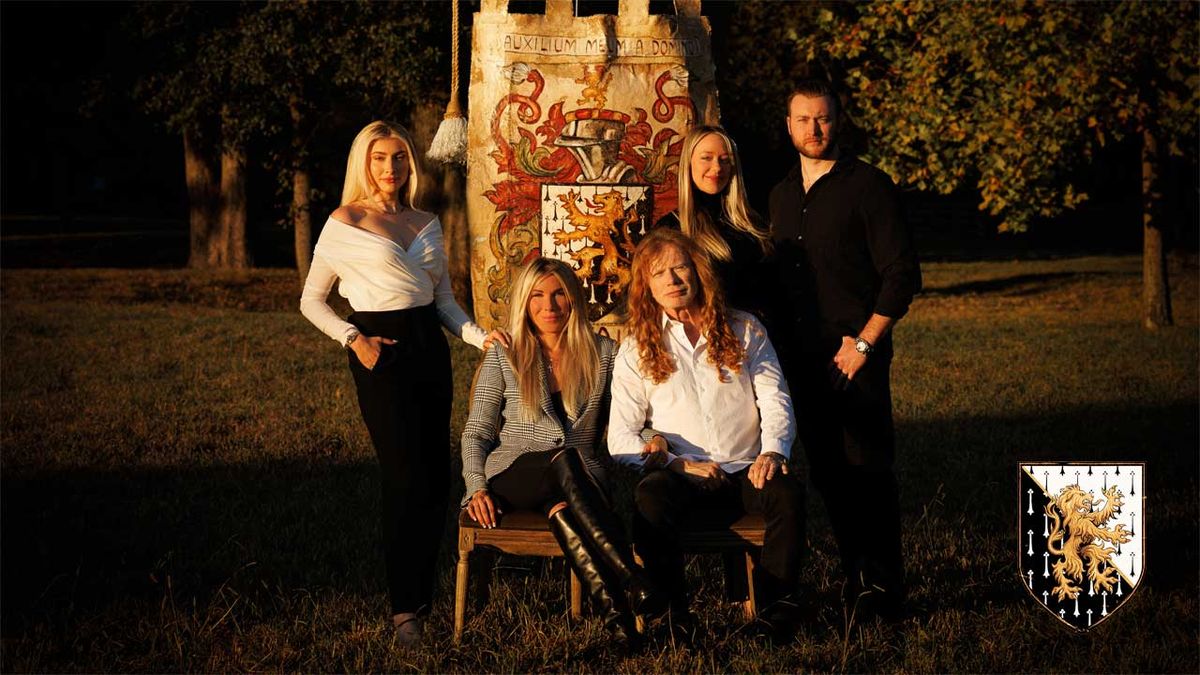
[1019,462,1145,630]
[540,183,652,321]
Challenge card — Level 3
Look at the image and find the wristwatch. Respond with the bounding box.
[345,329,361,349]
[854,336,874,356]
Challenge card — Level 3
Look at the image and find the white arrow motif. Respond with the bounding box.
[1087,609,1093,627]
[1073,596,1080,617]
[1042,591,1049,605]
[1027,489,1034,515]
[1116,576,1123,597]
[1027,570,1034,588]
[1059,609,1066,619]
[1043,513,1049,537]
[1088,579,1096,597]
[1102,591,1108,616]
[1027,530,1034,555]
[1043,552,1050,577]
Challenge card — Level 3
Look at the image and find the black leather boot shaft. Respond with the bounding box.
[548,508,641,648]
[550,447,666,618]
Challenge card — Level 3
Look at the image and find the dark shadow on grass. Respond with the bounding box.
[920,271,1134,298]
[2,402,1196,656]
[0,458,392,637]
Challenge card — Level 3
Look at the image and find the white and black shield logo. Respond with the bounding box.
[1019,462,1144,630]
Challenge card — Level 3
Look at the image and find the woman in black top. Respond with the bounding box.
[656,125,773,320]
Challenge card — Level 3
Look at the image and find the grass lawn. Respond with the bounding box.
[2,256,1197,672]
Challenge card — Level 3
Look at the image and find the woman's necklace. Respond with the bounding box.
[540,335,565,372]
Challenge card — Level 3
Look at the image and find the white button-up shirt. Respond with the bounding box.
[608,310,796,472]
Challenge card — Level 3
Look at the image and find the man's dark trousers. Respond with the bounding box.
[632,467,805,612]
[789,349,905,614]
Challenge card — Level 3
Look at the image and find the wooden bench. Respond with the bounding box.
[453,508,766,642]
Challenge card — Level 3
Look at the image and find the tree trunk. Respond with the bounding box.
[219,146,251,269]
[183,132,219,269]
[1141,127,1172,329]
[293,164,312,281]
[290,97,313,282]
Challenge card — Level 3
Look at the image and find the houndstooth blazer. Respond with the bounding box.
[461,334,618,504]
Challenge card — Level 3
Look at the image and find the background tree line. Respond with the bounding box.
[722,0,1198,329]
[3,0,1195,328]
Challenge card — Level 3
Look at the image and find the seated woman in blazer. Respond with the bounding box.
[461,257,664,649]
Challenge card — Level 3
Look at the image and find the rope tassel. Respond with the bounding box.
[428,0,468,165]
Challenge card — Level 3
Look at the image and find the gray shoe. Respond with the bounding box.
[394,616,423,646]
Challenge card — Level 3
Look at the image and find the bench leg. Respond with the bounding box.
[743,551,757,620]
[454,550,470,643]
[569,570,583,620]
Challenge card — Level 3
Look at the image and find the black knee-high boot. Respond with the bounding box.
[550,447,666,618]
[548,509,641,648]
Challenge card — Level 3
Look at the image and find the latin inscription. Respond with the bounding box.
[502,34,700,57]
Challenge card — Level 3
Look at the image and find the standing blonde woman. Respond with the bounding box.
[300,120,507,644]
[461,258,663,649]
[658,125,774,320]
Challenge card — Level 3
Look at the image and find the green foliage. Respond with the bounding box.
[1087,2,1200,154]
[129,2,249,146]
[737,1,1198,233]
[130,1,445,156]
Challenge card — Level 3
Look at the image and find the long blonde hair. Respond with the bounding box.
[676,125,770,262]
[505,258,600,422]
[341,120,421,209]
[627,229,745,384]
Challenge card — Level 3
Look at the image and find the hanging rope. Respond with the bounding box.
[427,0,468,165]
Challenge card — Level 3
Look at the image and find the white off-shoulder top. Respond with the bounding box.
[299,215,487,349]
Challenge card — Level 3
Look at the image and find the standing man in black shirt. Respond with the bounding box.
[768,79,921,621]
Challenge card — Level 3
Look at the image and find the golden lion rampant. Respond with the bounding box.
[554,189,637,293]
[1045,484,1131,601]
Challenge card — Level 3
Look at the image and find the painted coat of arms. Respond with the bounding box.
[481,62,692,323]
[1019,462,1145,630]
[465,0,719,331]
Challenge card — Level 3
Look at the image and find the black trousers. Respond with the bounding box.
[488,449,563,516]
[488,449,611,516]
[348,305,452,616]
[633,467,805,610]
[788,352,905,603]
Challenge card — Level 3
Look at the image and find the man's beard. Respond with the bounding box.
[795,137,837,160]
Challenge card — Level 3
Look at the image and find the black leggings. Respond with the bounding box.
[348,304,452,616]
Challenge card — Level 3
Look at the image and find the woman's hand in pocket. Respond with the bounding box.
[351,334,397,370]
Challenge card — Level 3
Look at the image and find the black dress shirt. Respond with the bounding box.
[768,156,921,360]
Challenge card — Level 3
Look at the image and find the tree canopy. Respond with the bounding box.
[727,1,1198,235]
[129,0,450,271]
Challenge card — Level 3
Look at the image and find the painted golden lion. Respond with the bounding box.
[1045,484,1131,601]
[554,188,636,292]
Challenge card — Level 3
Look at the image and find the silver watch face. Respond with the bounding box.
[855,338,870,354]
